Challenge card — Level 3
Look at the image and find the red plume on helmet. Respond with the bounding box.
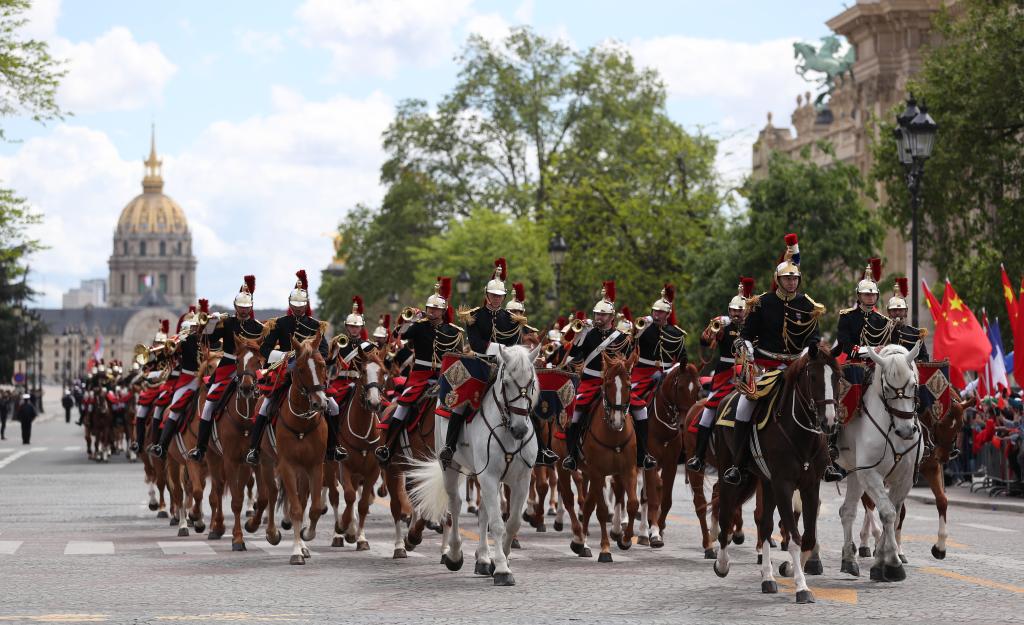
[784,233,798,246]
[663,283,675,304]
[512,282,525,303]
[493,257,507,280]
[620,306,633,322]
[352,295,364,315]
[741,277,755,299]
[869,257,882,282]
[438,276,453,323]
[382,314,391,334]
[243,275,255,294]
[199,298,209,314]
[160,319,169,335]
[603,280,616,303]
[896,277,909,298]
[556,316,568,329]
[360,327,369,341]
[295,269,308,290]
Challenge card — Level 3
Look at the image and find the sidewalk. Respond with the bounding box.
[908,483,1024,514]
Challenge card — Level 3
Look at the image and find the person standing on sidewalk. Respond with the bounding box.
[15,393,37,445]
[0,390,10,440]
[61,389,74,424]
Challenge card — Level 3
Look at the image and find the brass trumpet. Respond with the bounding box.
[634,316,649,332]
[332,334,350,349]
[400,307,420,322]
[133,343,166,365]
[705,316,726,336]
[567,318,588,333]
[542,342,559,357]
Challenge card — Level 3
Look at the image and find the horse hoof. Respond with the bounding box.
[301,547,311,558]
[898,553,908,564]
[432,523,443,535]
[177,528,189,537]
[780,540,789,552]
[207,530,223,540]
[570,541,583,555]
[193,521,206,534]
[804,558,823,575]
[403,538,417,552]
[732,532,745,546]
[474,561,493,576]
[442,553,464,571]
[244,519,259,534]
[553,521,564,532]
[393,548,407,559]
[493,572,515,586]
[502,512,509,522]
[267,530,281,546]
[779,561,793,578]
[580,547,592,558]
[245,509,254,518]
[377,485,387,497]
[547,507,556,517]
[637,535,650,546]
[467,506,477,514]
[332,537,345,547]
[511,538,521,550]
[149,502,159,511]
[713,561,728,578]
[407,532,422,547]
[357,541,370,551]
[795,590,815,604]
[344,533,357,545]
[610,530,623,543]
[289,555,305,565]
[769,537,778,548]
[301,528,315,542]
[931,545,946,560]
[884,564,906,581]
[761,580,778,594]
[598,552,613,563]
[840,559,860,577]
[650,537,664,549]
[320,505,328,515]
[757,554,762,565]
[858,546,872,558]
[281,519,292,531]
[704,548,716,560]
[523,510,536,527]
[616,538,631,551]
[869,565,886,581]
[169,517,178,527]
[536,524,546,533]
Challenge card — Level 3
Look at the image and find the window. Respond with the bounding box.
[123,241,128,256]
[180,273,185,294]
[159,274,167,293]
[140,241,147,256]
[159,241,166,256]
[120,273,126,294]
[138,275,147,293]
[176,241,182,255]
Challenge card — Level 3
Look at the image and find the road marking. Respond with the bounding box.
[0,448,15,454]
[64,541,115,555]
[253,540,319,556]
[366,540,425,559]
[0,615,109,622]
[0,449,33,470]
[898,533,968,548]
[958,522,1016,533]
[157,541,216,556]
[0,541,23,555]
[920,566,1024,594]
[153,614,303,622]
[63,446,83,452]
[776,577,858,605]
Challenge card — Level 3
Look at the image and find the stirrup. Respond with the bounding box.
[561,455,578,471]
[245,449,260,466]
[640,454,657,470]
[685,456,704,473]
[948,448,960,460]
[327,446,348,462]
[439,445,455,468]
[722,466,742,485]
[187,447,205,461]
[129,441,140,452]
[823,464,845,483]
[374,446,391,465]
[535,448,558,467]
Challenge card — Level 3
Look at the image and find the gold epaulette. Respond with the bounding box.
[839,306,855,315]
[745,293,763,311]
[919,328,929,339]
[525,325,539,333]
[457,305,478,325]
[806,295,826,318]
[510,312,528,326]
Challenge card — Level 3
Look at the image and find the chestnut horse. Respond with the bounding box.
[89,391,114,463]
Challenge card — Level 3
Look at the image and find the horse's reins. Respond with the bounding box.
[766,360,832,474]
[342,362,382,452]
[278,354,325,441]
[844,370,922,480]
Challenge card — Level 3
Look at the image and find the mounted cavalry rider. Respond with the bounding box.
[371,314,391,351]
[245,270,347,466]
[187,276,264,461]
[725,233,828,485]
[886,277,929,361]
[508,283,542,348]
[149,300,207,459]
[325,296,376,411]
[561,281,632,471]
[629,284,687,470]
[686,277,754,472]
[374,278,463,465]
[130,319,170,451]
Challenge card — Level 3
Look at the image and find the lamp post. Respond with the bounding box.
[548,233,568,311]
[456,270,471,308]
[894,94,937,327]
[387,291,400,314]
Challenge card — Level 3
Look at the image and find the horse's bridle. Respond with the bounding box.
[289,355,325,420]
[494,362,535,427]
[878,373,919,421]
[602,367,630,430]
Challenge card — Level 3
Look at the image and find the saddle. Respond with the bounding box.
[714,369,785,432]
[174,393,201,434]
[378,381,439,432]
[211,378,239,422]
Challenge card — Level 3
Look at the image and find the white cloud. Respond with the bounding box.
[295,0,475,78]
[464,12,512,44]
[238,29,285,57]
[20,0,61,40]
[53,26,177,114]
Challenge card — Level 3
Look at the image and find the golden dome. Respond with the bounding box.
[116,127,188,235]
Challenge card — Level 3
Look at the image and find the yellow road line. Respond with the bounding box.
[775,578,858,605]
[919,567,1024,594]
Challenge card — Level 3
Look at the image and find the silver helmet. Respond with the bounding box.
[592,280,616,315]
[505,282,525,313]
[345,296,365,327]
[234,275,255,308]
[425,277,451,310]
[372,314,390,340]
[775,233,801,279]
[857,258,882,295]
[288,270,309,308]
[729,277,755,310]
[887,277,909,311]
[485,257,508,296]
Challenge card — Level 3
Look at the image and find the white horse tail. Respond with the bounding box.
[407,457,460,524]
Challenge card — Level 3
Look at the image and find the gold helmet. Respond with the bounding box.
[729,277,755,310]
[425,277,451,310]
[651,283,674,314]
[505,282,525,313]
[288,270,309,308]
[234,275,255,308]
[857,258,882,295]
[887,277,909,311]
[372,314,391,340]
[775,233,801,279]
[592,280,616,315]
[485,258,508,296]
[345,296,365,327]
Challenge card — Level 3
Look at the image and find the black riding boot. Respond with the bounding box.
[375,416,405,465]
[245,413,269,466]
[722,419,753,485]
[634,418,657,470]
[823,427,845,482]
[325,413,348,462]
[148,415,162,446]
[561,420,583,471]
[131,418,147,452]
[148,418,176,460]
[686,424,712,473]
[188,419,213,461]
[440,410,466,468]
[533,415,558,466]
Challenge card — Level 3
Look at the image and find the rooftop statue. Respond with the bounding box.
[794,35,855,108]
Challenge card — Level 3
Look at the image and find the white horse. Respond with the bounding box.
[408,344,540,586]
[837,343,924,582]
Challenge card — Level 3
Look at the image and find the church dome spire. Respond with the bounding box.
[142,124,163,194]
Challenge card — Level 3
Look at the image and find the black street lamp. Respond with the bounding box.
[894,94,937,327]
[456,270,471,307]
[548,233,568,310]
[387,291,400,314]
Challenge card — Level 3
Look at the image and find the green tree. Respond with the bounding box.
[0,0,66,381]
[870,0,1024,346]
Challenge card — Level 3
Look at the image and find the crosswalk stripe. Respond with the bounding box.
[959,522,1017,533]
[366,539,425,559]
[64,541,115,555]
[157,541,216,555]
[0,450,33,470]
[0,541,23,555]
[253,540,320,556]
[63,445,83,452]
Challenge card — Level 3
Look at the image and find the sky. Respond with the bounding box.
[0,0,850,310]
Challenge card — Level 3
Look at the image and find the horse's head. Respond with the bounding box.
[495,344,540,440]
[790,341,840,429]
[664,363,702,425]
[359,346,386,410]
[290,330,328,414]
[234,335,263,400]
[867,343,921,441]
[601,350,636,432]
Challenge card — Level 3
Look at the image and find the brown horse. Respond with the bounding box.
[635,363,701,548]
[250,331,329,565]
[140,406,170,519]
[713,343,839,603]
[330,346,386,551]
[89,392,114,462]
[570,351,640,563]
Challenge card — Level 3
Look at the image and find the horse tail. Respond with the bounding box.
[406,457,457,524]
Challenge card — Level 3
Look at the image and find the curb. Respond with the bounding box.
[907,492,1024,515]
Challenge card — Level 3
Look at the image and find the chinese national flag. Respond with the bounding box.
[922,279,942,323]
[1000,264,1018,323]
[933,281,991,376]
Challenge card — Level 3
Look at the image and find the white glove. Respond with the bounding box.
[717,315,732,328]
[856,346,871,356]
[742,340,754,357]
[485,343,501,357]
[268,349,286,364]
